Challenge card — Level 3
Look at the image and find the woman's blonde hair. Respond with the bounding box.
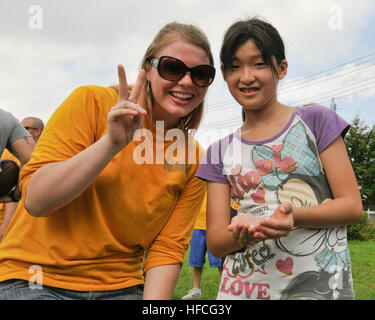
[139,22,214,131]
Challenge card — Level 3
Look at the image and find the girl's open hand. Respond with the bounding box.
[226,202,294,247]
[107,65,147,151]
[254,202,294,240]
[227,215,262,248]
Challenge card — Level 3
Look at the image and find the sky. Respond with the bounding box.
[1,0,375,148]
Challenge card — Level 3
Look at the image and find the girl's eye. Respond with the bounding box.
[229,65,240,70]
[254,62,266,67]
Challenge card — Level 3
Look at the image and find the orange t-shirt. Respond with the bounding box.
[193,193,207,230]
[0,85,206,291]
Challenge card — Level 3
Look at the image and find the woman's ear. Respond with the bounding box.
[278,60,288,80]
[145,62,152,81]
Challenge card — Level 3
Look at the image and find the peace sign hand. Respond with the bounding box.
[107,64,147,151]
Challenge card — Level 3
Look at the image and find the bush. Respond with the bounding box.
[347,212,375,241]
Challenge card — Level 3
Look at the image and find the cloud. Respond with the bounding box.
[0,0,374,126]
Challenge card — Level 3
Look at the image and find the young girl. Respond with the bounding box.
[0,22,215,300]
[196,18,362,300]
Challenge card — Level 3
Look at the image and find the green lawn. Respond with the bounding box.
[348,240,375,300]
[173,240,375,300]
[173,246,221,300]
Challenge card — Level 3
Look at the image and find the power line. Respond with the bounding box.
[200,118,242,130]
[303,84,375,107]
[281,52,375,88]
[207,102,241,113]
[280,61,375,94]
[207,99,239,111]
[287,77,375,105]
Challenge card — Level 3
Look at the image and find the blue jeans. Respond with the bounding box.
[0,279,143,300]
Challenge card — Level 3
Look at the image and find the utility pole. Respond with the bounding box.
[330,98,337,112]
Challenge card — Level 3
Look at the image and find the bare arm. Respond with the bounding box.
[25,134,121,216]
[291,136,362,228]
[9,136,35,166]
[206,182,245,258]
[25,67,146,217]
[0,136,34,204]
[143,264,181,300]
[142,173,206,299]
[0,202,18,242]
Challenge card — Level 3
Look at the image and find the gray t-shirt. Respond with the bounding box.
[196,105,354,300]
[0,108,31,158]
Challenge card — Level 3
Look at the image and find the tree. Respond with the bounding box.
[345,115,375,210]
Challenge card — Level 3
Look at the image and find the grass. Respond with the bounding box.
[348,240,375,300]
[173,240,375,300]
[173,246,221,300]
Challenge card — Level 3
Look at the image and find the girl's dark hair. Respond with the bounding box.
[220,18,285,78]
[242,109,246,122]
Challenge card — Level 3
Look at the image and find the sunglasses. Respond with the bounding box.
[147,56,215,88]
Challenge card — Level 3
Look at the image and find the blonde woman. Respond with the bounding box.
[0,22,215,300]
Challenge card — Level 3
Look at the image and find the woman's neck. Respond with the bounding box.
[152,105,179,130]
[241,101,294,142]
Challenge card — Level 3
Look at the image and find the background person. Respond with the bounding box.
[0,108,34,204]
[0,150,20,242]
[0,116,43,242]
[21,117,44,143]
